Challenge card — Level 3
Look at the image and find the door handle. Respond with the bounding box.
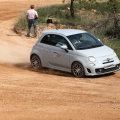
[53,52,61,57]
[53,52,58,54]
[43,49,49,52]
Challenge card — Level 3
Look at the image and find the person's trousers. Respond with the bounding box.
[27,19,37,36]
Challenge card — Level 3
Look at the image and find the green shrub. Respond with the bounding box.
[102,38,120,58]
[15,1,113,30]
[14,13,27,31]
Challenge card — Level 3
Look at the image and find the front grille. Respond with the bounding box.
[95,64,120,74]
[103,60,114,64]
[102,58,114,64]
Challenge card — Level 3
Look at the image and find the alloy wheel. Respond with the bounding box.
[72,62,85,78]
[31,55,42,70]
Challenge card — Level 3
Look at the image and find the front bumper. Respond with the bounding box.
[95,63,120,75]
[84,63,120,76]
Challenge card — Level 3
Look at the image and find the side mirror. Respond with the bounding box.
[60,45,68,52]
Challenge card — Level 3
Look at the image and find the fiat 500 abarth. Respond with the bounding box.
[30,29,120,77]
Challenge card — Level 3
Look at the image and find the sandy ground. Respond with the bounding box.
[0,0,120,120]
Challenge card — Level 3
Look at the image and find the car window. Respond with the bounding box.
[51,35,73,50]
[41,35,51,45]
[80,34,96,44]
[41,34,73,50]
[67,33,103,50]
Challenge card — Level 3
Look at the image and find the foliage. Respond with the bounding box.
[14,1,120,57]
[14,13,27,33]
[102,37,120,58]
[89,0,120,39]
[63,0,97,18]
[105,0,120,38]
[14,1,119,31]
[108,0,119,13]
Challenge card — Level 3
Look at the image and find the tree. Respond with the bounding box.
[62,0,75,18]
[107,0,120,38]
[70,0,75,18]
[63,0,96,18]
[88,0,119,38]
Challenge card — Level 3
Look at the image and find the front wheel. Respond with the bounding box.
[30,55,42,70]
[71,62,85,78]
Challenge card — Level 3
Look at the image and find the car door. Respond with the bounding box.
[39,34,52,67]
[47,34,73,71]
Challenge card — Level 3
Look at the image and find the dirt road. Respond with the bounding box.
[0,0,120,120]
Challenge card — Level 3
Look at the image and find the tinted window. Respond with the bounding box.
[41,35,51,45]
[41,34,73,50]
[51,35,73,50]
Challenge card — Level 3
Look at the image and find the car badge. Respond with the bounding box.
[107,58,111,62]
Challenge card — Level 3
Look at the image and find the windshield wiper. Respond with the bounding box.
[89,44,103,48]
[78,44,103,50]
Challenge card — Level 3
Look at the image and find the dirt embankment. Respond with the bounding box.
[0,0,120,120]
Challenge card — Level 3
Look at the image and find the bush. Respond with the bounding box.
[14,13,27,33]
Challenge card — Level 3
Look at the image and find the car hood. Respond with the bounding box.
[77,45,114,58]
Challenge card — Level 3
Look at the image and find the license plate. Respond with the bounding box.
[104,64,115,69]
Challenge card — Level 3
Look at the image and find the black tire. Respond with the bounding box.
[30,55,42,70]
[71,62,85,78]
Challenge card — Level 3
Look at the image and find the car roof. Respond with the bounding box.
[42,29,87,36]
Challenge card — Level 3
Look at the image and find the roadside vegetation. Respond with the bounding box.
[14,0,120,58]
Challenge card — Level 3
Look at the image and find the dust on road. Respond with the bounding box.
[0,0,120,120]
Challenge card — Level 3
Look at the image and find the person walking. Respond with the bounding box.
[26,5,38,37]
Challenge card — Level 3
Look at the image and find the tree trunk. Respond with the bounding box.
[70,0,74,18]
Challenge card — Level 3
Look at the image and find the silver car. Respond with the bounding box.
[30,29,120,77]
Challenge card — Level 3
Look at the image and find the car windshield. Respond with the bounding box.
[67,33,103,50]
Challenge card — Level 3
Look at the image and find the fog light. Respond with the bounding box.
[116,65,120,68]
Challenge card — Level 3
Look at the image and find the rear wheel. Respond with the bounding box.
[71,62,85,78]
[31,55,42,70]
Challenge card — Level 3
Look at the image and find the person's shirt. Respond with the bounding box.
[26,9,38,19]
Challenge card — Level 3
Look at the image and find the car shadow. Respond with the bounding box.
[13,63,115,79]
[13,63,73,77]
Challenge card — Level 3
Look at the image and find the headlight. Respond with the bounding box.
[113,52,117,57]
[88,56,96,62]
